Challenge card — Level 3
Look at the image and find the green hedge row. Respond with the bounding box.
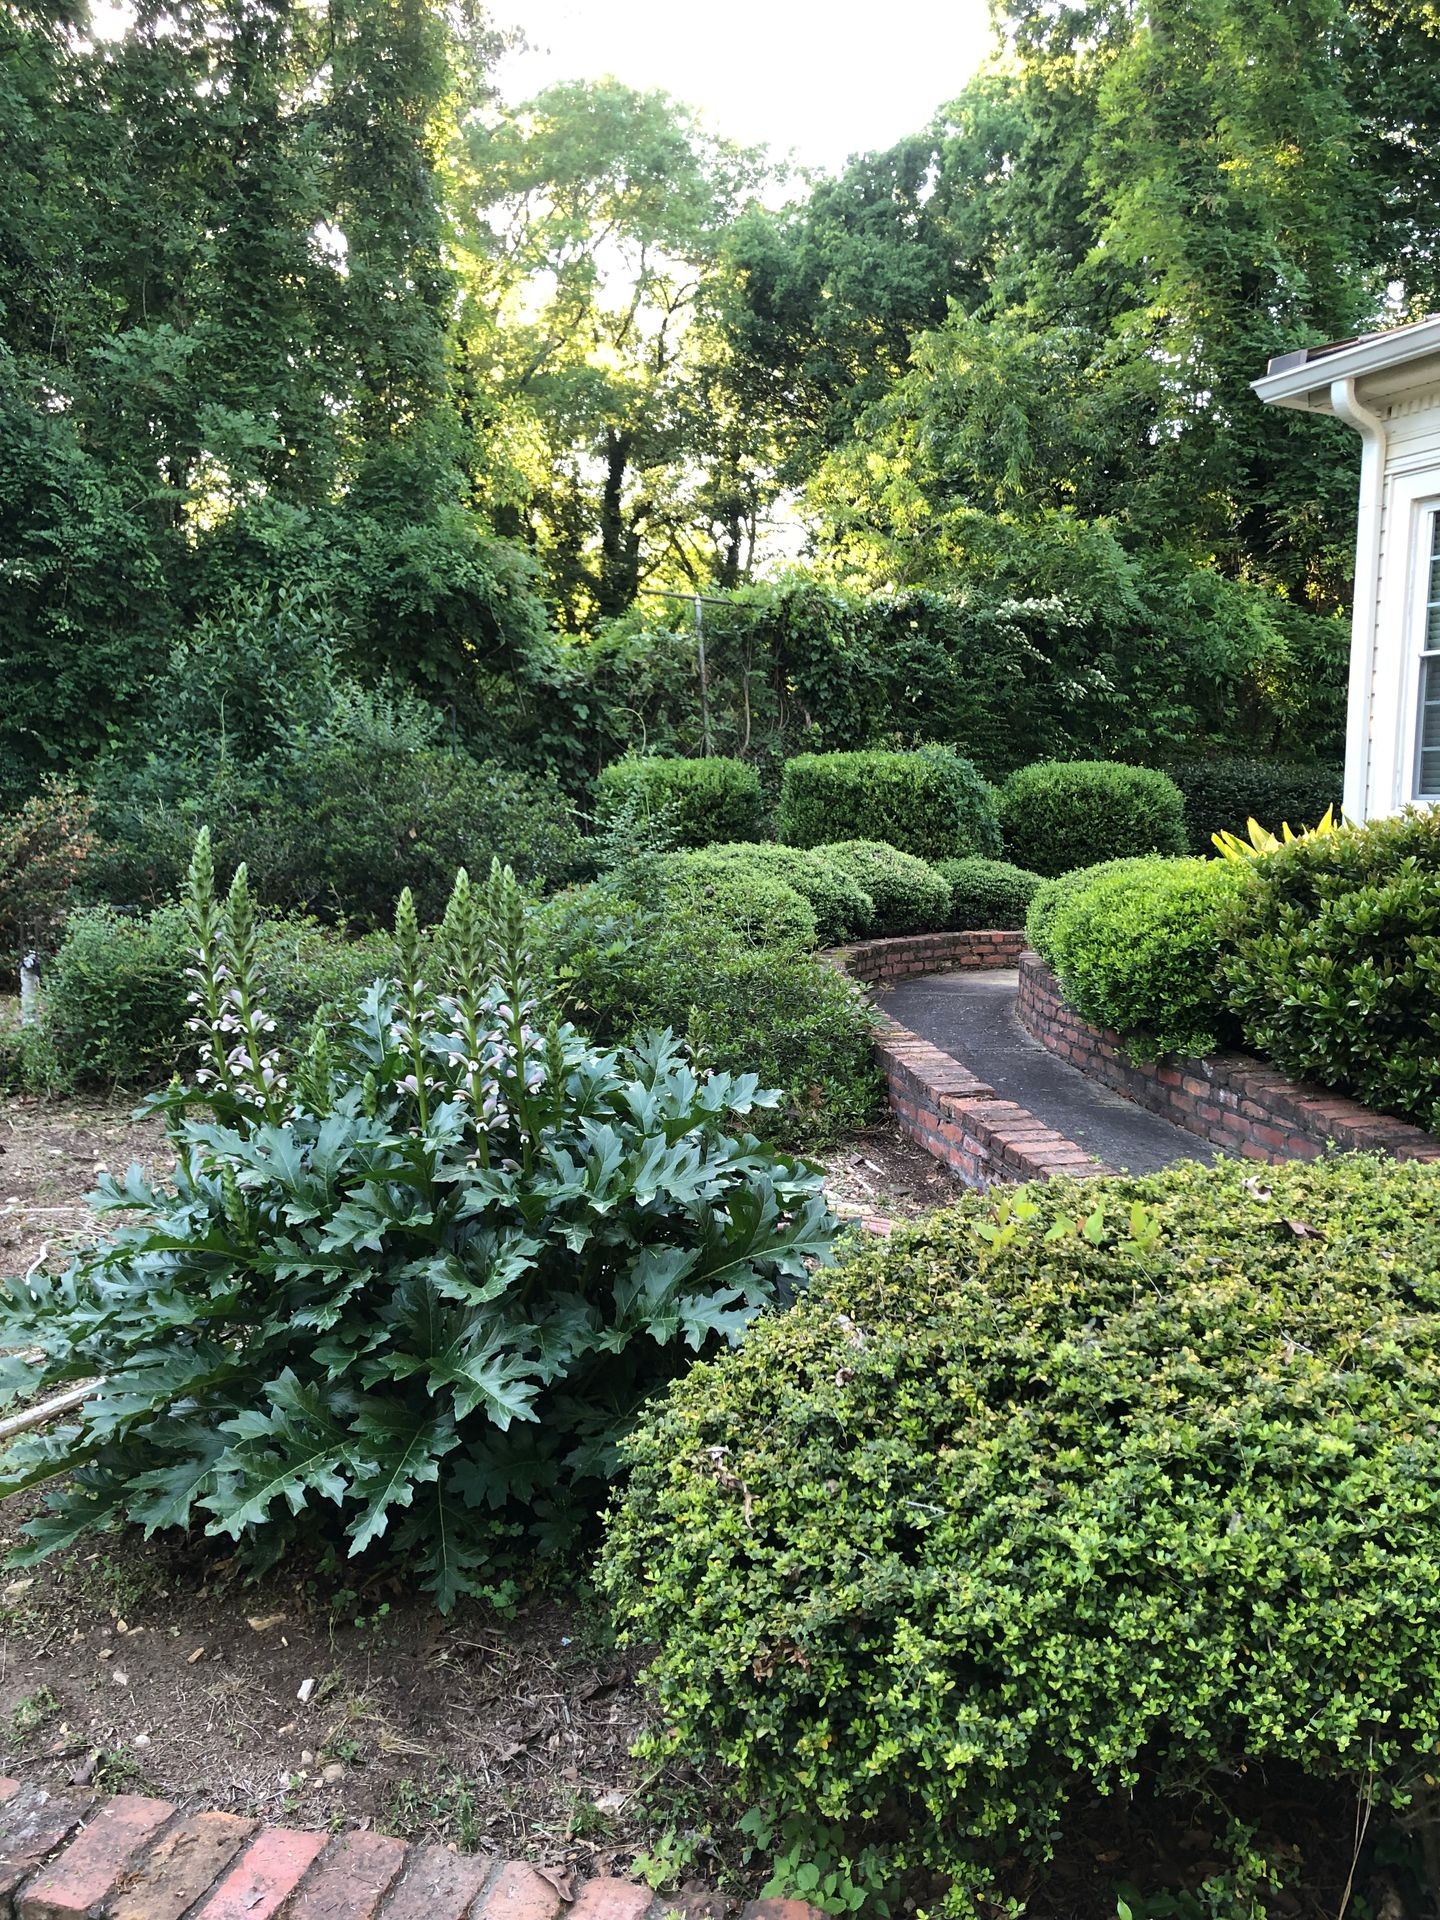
[1024,808,1440,1136]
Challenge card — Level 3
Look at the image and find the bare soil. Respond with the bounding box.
[814,1115,966,1225]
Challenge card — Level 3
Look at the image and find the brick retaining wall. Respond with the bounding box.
[1016,951,1440,1166]
[827,932,1106,1190]
[829,928,1025,988]
[0,1777,814,1920]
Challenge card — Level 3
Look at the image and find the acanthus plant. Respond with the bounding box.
[0,832,836,1607]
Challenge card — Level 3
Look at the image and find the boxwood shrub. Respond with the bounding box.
[696,843,874,946]
[660,853,818,951]
[1164,755,1342,854]
[778,749,1001,862]
[595,755,764,849]
[603,1155,1440,1912]
[1043,855,1247,1059]
[1024,856,1157,966]
[1224,807,1440,1130]
[817,841,951,937]
[540,883,881,1145]
[934,856,1041,931]
[999,761,1188,876]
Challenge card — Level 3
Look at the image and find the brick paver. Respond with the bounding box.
[18,1795,175,1920]
[284,1831,409,1920]
[478,1860,567,1920]
[377,1844,495,1918]
[0,1779,821,1920]
[106,1811,257,1920]
[190,1826,328,1920]
[567,1880,652,1920]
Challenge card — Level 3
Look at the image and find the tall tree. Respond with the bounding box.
[461,79,766,627]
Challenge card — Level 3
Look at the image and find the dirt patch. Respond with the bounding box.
[0,1096,168,1281]
[815,1114,966,1225]
[0,1519,668,1877]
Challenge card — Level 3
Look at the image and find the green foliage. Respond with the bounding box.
[34,905,402,1093]
[777,748,1000,862]
[40,906,195,1092]
[595,757,764,851]
[933,857,1041,932]
[1044,856,1247,1060]
[0,779,94,971]
[1224,808,1440,1131]
[1025,858,1159,968]
[816,842,951,937]
[660,855,818,952]
[695,844,874,946]
[541,884,881,1146]
[1163,756,1343,855]
[999,761,1188,877]
[585,563,1346,781]
[602,1155,1440,1911]
[88,738,581,929]
[0,838,836,1608]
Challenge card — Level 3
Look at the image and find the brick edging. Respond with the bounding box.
[0,1779,816,1920]
[1015,952,1440,1166]
[826,932,1109,1190]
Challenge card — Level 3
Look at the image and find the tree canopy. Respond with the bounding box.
[4,0,1438,798]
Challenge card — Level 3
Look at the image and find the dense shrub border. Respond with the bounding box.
[602,1155,1440,1915]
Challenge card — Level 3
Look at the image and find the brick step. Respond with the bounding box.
[0,1781,817,1920]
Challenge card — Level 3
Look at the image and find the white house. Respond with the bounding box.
[1254,313,1440,822]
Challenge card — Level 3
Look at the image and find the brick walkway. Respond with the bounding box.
[0,1780,818,1920]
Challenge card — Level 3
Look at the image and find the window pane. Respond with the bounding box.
[1419,655,1440,797]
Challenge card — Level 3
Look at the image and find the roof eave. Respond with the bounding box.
[1252,316,1440,412]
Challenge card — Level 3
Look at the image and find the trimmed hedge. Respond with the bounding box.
[934,856,1042,932]
[697,843,874,946]
[778,749,1001,862]
[1044,855,1247,1059]
[1024,856,1157,966]
[999,761,1188,876]
[817,841,952,936]
[603,1155,1440,1911]
[1225,807,1440,1131]
[660,853,818,951]
[1164,755,1342,854]
[595,755,764,849]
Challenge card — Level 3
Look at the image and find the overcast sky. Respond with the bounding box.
[494,0,996,176]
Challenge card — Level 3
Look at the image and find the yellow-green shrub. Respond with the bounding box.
[603,1156,1440,1912]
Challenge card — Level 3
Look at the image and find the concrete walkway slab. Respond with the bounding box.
[882,969,1218,1177]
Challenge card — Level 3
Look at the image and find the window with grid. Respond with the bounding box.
[1418,511,1440,799]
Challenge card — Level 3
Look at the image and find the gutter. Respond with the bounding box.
[1329,375,1387,820]
[1252,315,1440,411]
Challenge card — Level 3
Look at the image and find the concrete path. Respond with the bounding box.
[882,970,1217,1176]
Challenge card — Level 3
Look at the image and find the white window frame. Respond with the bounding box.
[1416,504,1440,801]
[1372,472,1440,816]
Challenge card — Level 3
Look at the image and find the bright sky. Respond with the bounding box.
[494,0,996,177]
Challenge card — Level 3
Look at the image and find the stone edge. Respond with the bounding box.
[0,1780,819,1920]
